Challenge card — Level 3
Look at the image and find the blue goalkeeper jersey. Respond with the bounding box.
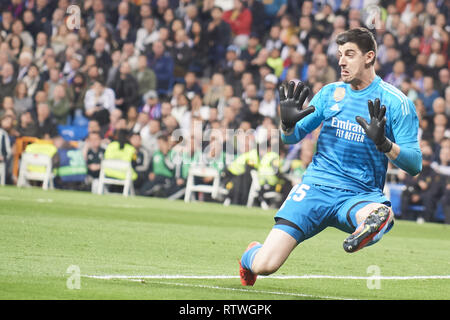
[281,76,421,193]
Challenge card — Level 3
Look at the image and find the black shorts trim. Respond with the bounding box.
[346,201,372,229]
[274,217,303,232]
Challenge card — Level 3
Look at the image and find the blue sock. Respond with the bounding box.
[240,244,262,272]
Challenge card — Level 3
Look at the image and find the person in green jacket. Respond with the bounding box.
[139,134,176,197]
[133,54,157,103]
[48,84,71,125]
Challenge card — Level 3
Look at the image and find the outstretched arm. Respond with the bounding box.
[356,99,422,176]
[279,81,318,144]
[385,142,422,177]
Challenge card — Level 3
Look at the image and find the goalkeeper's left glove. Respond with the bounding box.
[355,98,393,153]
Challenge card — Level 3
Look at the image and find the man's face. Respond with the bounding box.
[338,42,373,84]
[89,134,101,148]
[2,63,14,78]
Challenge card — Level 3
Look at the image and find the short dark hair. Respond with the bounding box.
[336,28,377,65]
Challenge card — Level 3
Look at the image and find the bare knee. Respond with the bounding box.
[355,203,394,226]
[252,255,280,275]
[250,228,298,275]
[251,251,283,275]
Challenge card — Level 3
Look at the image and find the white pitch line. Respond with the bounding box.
[132,279,355,300]
[85,274,450,280]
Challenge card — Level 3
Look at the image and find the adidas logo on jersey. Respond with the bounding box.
[330,104,341,111]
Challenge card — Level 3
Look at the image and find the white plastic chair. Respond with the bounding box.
[17,153,54,190]
[97,159,135,197]
[0,162,5,185]
[247,169,281,209]
[184,166,223,202]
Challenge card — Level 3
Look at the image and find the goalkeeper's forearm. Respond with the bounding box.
[280,124,306,145]
[385,142,422,176]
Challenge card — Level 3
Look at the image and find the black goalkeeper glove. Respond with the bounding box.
[279,81,315,132]
[355,98,393,153]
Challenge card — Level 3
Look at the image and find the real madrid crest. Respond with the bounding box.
[334,87,346,102]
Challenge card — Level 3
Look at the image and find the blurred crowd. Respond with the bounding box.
[0,0,449,223]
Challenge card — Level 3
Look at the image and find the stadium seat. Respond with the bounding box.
[386,183,405,217]
[17,153,54,190]
[57,125,89,141]
[184,166,223,202]
[0,162,5,185]
[247,170,281,209]
[97,159,135,197]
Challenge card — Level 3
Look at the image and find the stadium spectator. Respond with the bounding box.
[183,71,202,98]
[0,118,12,178]
[222,0,252,49]
[47,84,71,125]
[84,79,116,128]
[133,54,157,103]
[222,131,258,205]
[17,110,38,138]
[121,42,140,72]
[135,17,159,53]
[384,60,407,89]
[261,0,286,28]
[259,88,277,120]
[114,19,136,50]
[67,73,88,119]
[22,63,42,98]
[90,37,113,77]
[431,139,450,176]
[241,98,264,129]
[103,128,137,183]
[110,61,140,113]
[399,78,419,102]
[264,24,282,52]
[437,68,450,97]
[83,130,105,192]
[266,47,283,77]
[0,62,17,103]
[313,53,337,86]
[418,76,440,115]
[139,134,175,197]
[32,102,58,139]
[17,51,33,82]
[171,28,193,79]
[140,117,162,157]
[399,142,438,222]
[205,6,232,70]
[104,108,124,140]
[129,132,150,190]
[125,106,139,132]
[13,81,33,115]
[147,40,175,96]
[141,90,161,120]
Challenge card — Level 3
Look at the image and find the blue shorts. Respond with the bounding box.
[273,183,392,243]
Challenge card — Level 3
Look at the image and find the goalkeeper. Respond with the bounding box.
[239,28,422,286]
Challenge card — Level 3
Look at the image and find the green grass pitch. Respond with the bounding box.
[0,186,449,300]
